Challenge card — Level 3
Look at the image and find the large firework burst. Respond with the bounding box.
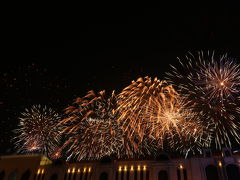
[60,90,141,161]
[13,105,62,157]
[117,76,178,139]
[148,96,212,155]
[166,51,240,149]
[116,76,210,154]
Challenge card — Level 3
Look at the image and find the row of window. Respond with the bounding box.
[115,169,150,180]
[109,163,239,180]
[63,170,92,180]
[118,165,147,172]
[67,167,92,174]
[0,163,239,180]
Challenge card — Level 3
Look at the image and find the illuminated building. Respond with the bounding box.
[0,148,239,180]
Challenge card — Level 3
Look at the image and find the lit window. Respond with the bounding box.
[137,165,141,171]
[72,168,75,173]
[130,165,134,171]
[143,165,146,171]
[118,166,122,172]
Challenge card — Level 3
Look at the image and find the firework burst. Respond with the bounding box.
[148,96,212,154]
[13,105,62,157]
[166,51,240,149]
[116,76,178,141]
[60,90,139,161]
[116,76,211,154]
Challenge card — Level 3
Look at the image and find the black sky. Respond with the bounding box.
[1,7,240,154]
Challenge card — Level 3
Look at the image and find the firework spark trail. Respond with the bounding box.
[60,90,145,161]
[165,107,213,156]
[166,51,240,149]
[13,105,62,157]
[196,52,240,102]
[116,76,211,155]
[50,147,62,160]
[116,76,179,141]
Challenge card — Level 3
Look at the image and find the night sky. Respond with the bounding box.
[1,8,240,155]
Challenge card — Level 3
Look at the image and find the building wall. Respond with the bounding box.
[0,153,239,180]
[0,154,43,180]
